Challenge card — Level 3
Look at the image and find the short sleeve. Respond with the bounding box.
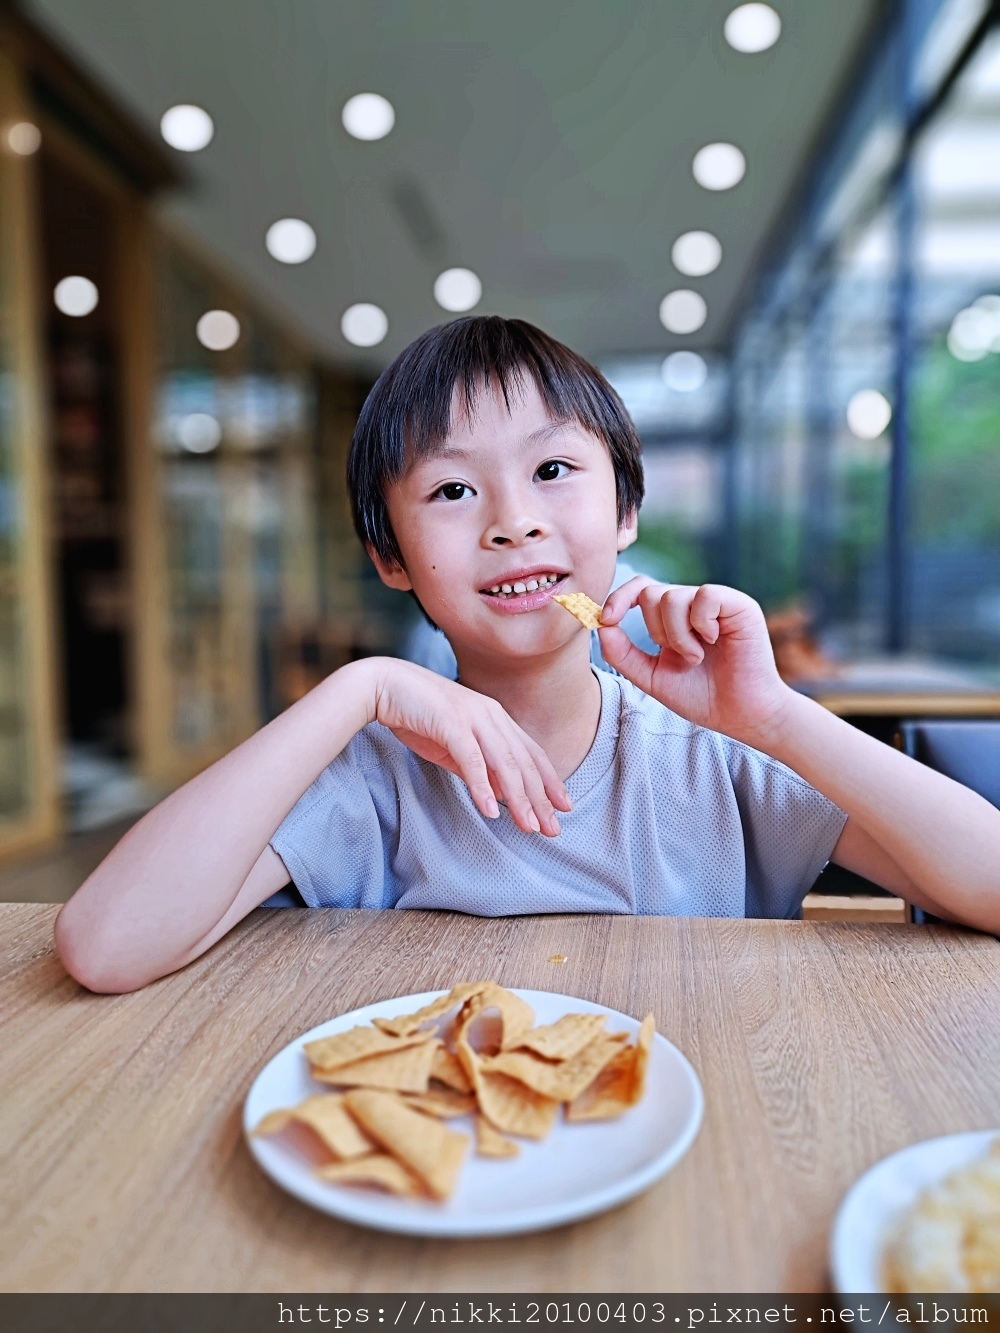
[268,736,399,908]
[722,739,848,919]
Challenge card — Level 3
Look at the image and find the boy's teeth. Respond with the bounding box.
[513,582,527,594]
[486,573,562,597]
[490,586,500,593]
[501,584,512,594]
[525,579,538,591]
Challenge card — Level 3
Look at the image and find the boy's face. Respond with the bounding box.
[372,377,638,664]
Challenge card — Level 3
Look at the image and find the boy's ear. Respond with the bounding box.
[366,544,413,592]
[616,508,639,553]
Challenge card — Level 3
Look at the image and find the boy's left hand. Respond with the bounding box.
[597,577,794,750]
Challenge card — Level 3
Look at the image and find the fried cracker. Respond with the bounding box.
[312,1039,441,1094]
[514,1013,610,1061]
[253,1094,374,1159]
[566,1014,656,1121]
[458,1034,560,1139]
[403,1088,477,1118]
[475,1115,520,1158]
[453,984,535,1053]
[552,591,603,630]
[430,1045,473,1093]
[304,1023,434,1072]
[316,1155,423,1196]
[484,1031,628,1102]
[343,1089,469,1200]
[372,982,491,1037]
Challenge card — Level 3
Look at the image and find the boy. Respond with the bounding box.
[56,317,1000,993]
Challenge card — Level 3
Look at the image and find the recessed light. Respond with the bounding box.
[692,142,746,191]
[6,122,41,155]
[160,104,214,152]
[265,218,317,264]
[659,290,707,335]
[196,310,241,351]
[433,268,482,313]
[846,390,892,439]
[672,231,722,277]
[662,351,708,392]
[341,303,388,347]
[342,93,395,141]
[724,4,782,53]
[54,276,98,317]
[177,413,222,454]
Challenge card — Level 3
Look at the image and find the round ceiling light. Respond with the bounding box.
[846,389,892,440]
[662,351,708,393]
[342,93,395,141]
[54,276,98,317]
[341,303,388,347]
[724,4,782,53]
[265,218,317,264]
[6,122,41,155]
[659,289,708,335]
[692,142,746,191]
[160,104,214,152]
[177,413,222,454]
[672,230,722,277]
[196,309,241,351]
[433,268,483,313]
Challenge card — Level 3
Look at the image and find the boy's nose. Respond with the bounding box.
[484,515,549,547]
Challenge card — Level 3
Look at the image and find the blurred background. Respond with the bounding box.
[1,0,999,889]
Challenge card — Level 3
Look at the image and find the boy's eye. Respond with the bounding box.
[536,459,572,481]
[433,481,473,501]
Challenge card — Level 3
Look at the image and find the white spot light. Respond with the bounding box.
[433,268,482,313]
[54,276,98,317]
[846,390,892,440]
[662,351,708,393]
[160,104,214,152]
[6,122,41,155]
[659,289,708,335]
[725,4,782,53]
[341,303,388,347]
[692,142,746,191]
[265,218,317,265]
[342,93,395,141]
[672,231,722,277]
[178,413,222,454]
[196,310,241,351]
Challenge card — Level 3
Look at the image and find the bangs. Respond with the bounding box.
[348,316,644,568]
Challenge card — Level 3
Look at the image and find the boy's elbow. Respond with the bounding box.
[54,903,149,994]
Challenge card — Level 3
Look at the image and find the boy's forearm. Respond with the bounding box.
[55,658,380,990]
[762,688,1000,922]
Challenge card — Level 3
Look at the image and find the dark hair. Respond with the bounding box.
[347,315,644,569]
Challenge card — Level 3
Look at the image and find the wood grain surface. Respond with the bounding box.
[2,904,999,1293]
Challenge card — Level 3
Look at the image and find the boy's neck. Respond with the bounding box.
[453,638,602,783]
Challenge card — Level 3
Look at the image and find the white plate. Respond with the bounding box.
[243,988,703,1237]
[831,1130,1000,1293]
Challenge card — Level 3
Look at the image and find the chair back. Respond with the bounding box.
[897,720,1000,809]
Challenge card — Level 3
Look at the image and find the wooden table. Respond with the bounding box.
[3,904,1000,1293]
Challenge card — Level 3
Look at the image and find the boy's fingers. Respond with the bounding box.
[477,727,542,834]
[599,575,664,627]
[660,588,705,663]
[597,626,662,695]
[448,731,501,817]
[689,585,724,644]
[522,736,573,815]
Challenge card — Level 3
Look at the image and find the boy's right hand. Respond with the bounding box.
[367,659,571,836]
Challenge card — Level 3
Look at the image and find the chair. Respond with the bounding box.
[896,719,1000,922]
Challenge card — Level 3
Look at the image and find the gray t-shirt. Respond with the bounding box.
[269,668,847,919]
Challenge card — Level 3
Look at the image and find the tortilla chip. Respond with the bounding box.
[484,1031,628,1102]
[343,1089,469,1200]
[552,591,603,630]
[430,1045,472,1093]
[312,1039,441,1094]
[304,1023,434,1072]
[372,982,491,1037]
[316,1154,423,1196]
[514,1013,609,1062]
[253,1094,374,1159]
[475,1115,520,1158]
[458,1035,559,1139]
[566,1014,656,1121]
[403,1088,477,1118]
[453,984,535,1053]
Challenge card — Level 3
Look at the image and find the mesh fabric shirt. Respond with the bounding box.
[269,668,847,919]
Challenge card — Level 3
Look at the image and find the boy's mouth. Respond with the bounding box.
[478,570,569,613]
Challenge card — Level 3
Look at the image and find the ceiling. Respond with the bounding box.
[25,0,879,371]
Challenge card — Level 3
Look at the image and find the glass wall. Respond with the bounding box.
[729,0,1000,678]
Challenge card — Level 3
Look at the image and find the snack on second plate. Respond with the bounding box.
[883,1138,1000,1293]
[552,591,603,630]
[252,982,657,1202]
